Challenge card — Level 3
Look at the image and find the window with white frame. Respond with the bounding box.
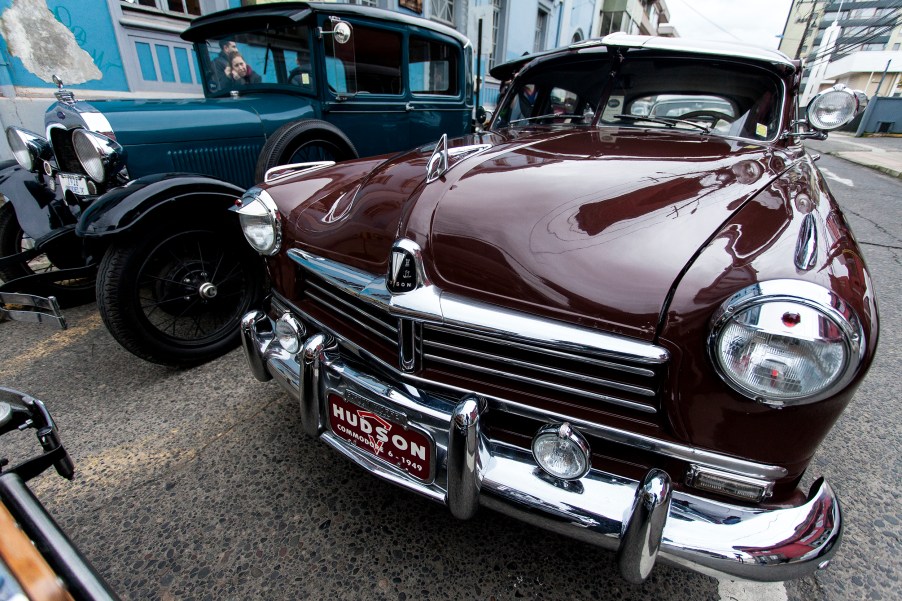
[534,8,548,52]
[432,0,454,23]
[126,0,201,16]
[488,0,502,68]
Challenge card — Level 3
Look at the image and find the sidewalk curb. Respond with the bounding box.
[823,151,902,179]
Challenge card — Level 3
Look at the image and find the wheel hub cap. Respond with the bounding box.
[199,282,218,299]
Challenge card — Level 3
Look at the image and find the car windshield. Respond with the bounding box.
[199,25,314,96]
[492,52,784,142]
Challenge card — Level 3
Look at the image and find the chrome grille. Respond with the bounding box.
[303,275,398,349]
[421,324,661,414]
[49,127,84,174]
[294,266,664,416]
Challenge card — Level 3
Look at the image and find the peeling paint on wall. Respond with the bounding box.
[0,0,101,84]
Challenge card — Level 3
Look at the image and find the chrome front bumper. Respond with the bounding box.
[241,309,841,583]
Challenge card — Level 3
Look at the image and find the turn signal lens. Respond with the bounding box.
[531,423,591,480]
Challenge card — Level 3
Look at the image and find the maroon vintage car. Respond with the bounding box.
[235,33,878,583]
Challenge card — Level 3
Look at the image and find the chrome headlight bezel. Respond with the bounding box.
[5,127,52,172]
[236,187,282,256]
[71,128,124,183]
[806,84,868,131]
[707,280,865,407]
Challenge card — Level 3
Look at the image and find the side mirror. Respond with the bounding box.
[806,84,868,131]
[333,21,352,45]
[475,106,492,126]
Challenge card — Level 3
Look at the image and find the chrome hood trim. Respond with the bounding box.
[287,246,669,365]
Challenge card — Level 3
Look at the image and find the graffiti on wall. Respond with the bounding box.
[0,0,100,84]
[52,4,122,81]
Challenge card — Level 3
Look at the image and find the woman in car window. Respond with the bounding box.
[225,53,261,86]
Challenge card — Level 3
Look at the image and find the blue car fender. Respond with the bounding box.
[76,173,246,239]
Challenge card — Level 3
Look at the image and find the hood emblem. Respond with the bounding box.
[386,239,427,294]
[388,249,417,293]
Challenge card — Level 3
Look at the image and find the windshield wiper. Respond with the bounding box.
[508,113,586,125]
[612,114,711,133]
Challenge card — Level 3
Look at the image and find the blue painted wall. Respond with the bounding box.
[505,0,539,61]
[0,0,128,90]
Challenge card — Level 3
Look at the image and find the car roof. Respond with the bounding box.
[182,1,469,47]
[490,32,797,81]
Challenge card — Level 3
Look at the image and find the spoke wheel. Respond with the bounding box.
[96,219,264,366]
[0,202,94,305]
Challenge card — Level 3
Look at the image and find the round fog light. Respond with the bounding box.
[275,314,305,354]
[531,423,591,480]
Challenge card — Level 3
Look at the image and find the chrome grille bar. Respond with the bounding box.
[430,326,656,377]
[424,353,657,414]
[305,288,397,347]
[306,279,397,335]
[424,339,656,397]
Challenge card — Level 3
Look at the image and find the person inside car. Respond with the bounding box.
[225,52,261,87]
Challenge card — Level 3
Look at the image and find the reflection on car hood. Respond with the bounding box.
[275,127,792,340]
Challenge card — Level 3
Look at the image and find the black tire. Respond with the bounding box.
[0,202,95,306]
[254,119,358,183]
[96,217,264,366]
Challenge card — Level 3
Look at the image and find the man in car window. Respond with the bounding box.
[213,37,237,75]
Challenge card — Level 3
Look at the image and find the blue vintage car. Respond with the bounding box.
[0,1,472,365]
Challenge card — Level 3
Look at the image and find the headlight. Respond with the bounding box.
[708,280,864,407]
[807,84,867,131]
[236,187,281,256]
[72,129,124,183]
[5,127,51,172]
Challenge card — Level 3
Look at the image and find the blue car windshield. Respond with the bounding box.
[200,25,314,96]
[492,53,784,142]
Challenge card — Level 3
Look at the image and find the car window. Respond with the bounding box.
[493,53,784,142]
[492,56,607,128]
[410,37,459,96]
[326,25,402,95]
[201,25,313,95]
[602,57,782,141]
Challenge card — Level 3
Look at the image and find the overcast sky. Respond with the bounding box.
[665,0,794,49]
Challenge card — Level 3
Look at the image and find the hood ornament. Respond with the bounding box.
[425,134,492,184]
[52,74,77,105]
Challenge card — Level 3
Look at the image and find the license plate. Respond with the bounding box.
[328,393,433,482]
[58,173,89,195]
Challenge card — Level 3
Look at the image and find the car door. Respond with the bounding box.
[406,33,470,148]
[319,17,410,157]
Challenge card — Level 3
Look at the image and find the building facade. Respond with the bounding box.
[779,0,902,102]
[0,0,675,159]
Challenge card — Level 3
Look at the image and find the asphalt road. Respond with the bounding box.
[0,152,899,601]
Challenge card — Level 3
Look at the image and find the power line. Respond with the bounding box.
[668,0,745,42]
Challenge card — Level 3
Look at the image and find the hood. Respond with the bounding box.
[273,127,793,340]
[49,96,302,146]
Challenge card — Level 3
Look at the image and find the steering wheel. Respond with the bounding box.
[678,110,735,125]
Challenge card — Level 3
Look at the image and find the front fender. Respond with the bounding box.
[0,162,73,239]
[76,173,245,238]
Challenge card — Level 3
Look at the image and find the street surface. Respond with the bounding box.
[0,151,899,600]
